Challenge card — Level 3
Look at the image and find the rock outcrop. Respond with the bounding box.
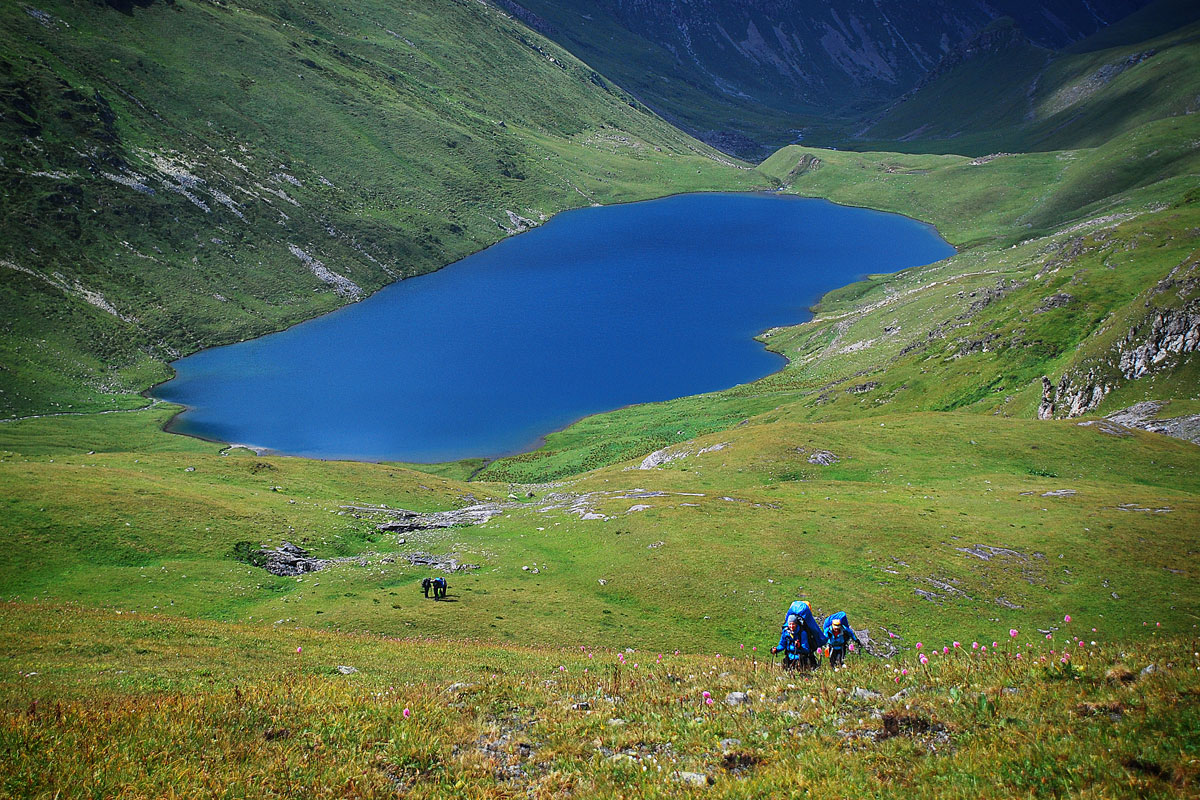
[258,542,328,576]
[1118,306,1200,379]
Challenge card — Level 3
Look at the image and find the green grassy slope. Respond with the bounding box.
[1,604,1195,798]
[0,0,760,417]
[1,406,1195,652]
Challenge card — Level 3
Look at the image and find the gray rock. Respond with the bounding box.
[376,502,504,533]
[807,450,840,466]
[852,687,882,700]
[725,691,751,706]
[1002,687,1019,695]
[672,771,711,788]
[445,682,474,694]
[405,551,479,573]
[259,541,328,576]
[571,701,591,711]
[1034,293,1073,313]
[1140,663,1158,677]
[719,738,741,751]
[335,665,358,675]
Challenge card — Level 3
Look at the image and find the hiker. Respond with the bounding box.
[781,599,826,651]
[432,576,447,599]
[771,615,816,671]
[821,613,862,668]
[421,577,432,598]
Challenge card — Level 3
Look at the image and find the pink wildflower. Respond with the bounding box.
[296,646,302,654]
[981,646,987,652]
[901,668,908,676]
[1015,653,1022,660]
[848,643,855,652]
[559,665,566,672]
[1046,634,1052,639]
[403,708,411,719]
[915,642,923,650]
[1064,614,1071,623]
[972,642,979,649]
[1078,641,1084,647]
[992,642,999,648]
[705,697,714,705]
[919,655,928,665]
[702,691,711,699]
[943,646,949,655]
[953,642,961,649]
[1009,629,1019,638]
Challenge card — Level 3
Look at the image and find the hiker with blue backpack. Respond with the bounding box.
[771,600,826,670]
[821,612,862,668]
[771,615,816,670]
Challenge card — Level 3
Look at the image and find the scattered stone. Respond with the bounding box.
[956,543,1027,562]
[607,718,625,726]
[1041,489,1077,498]
[1002,687,1019,696]
[1076,419,1131,437]
[719,738,741,751]
[1140,663,1158,678]
[335,665,358,675]
[846,381,880,394]
[184,466,195,472]
[671,771,712,788]
[1034,293,1073,313]
[807,450,840,466]
[852,687,882,701]
[571,701,591,711]
[405,552,478,573]
[725,691,751,706]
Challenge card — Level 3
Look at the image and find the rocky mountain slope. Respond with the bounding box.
[851,0,1200,153]
[496,0,1152,155]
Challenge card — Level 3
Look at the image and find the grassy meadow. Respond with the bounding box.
[1,603,1195,798]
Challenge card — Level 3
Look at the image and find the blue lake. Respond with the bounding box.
[153,193,953,462]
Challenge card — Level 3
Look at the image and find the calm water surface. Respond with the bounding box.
[154,194,953,462]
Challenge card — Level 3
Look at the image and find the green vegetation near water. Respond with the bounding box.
[1,1,1198,796]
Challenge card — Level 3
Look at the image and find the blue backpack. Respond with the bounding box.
[821,611,859,646]
[782,600,827,648]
